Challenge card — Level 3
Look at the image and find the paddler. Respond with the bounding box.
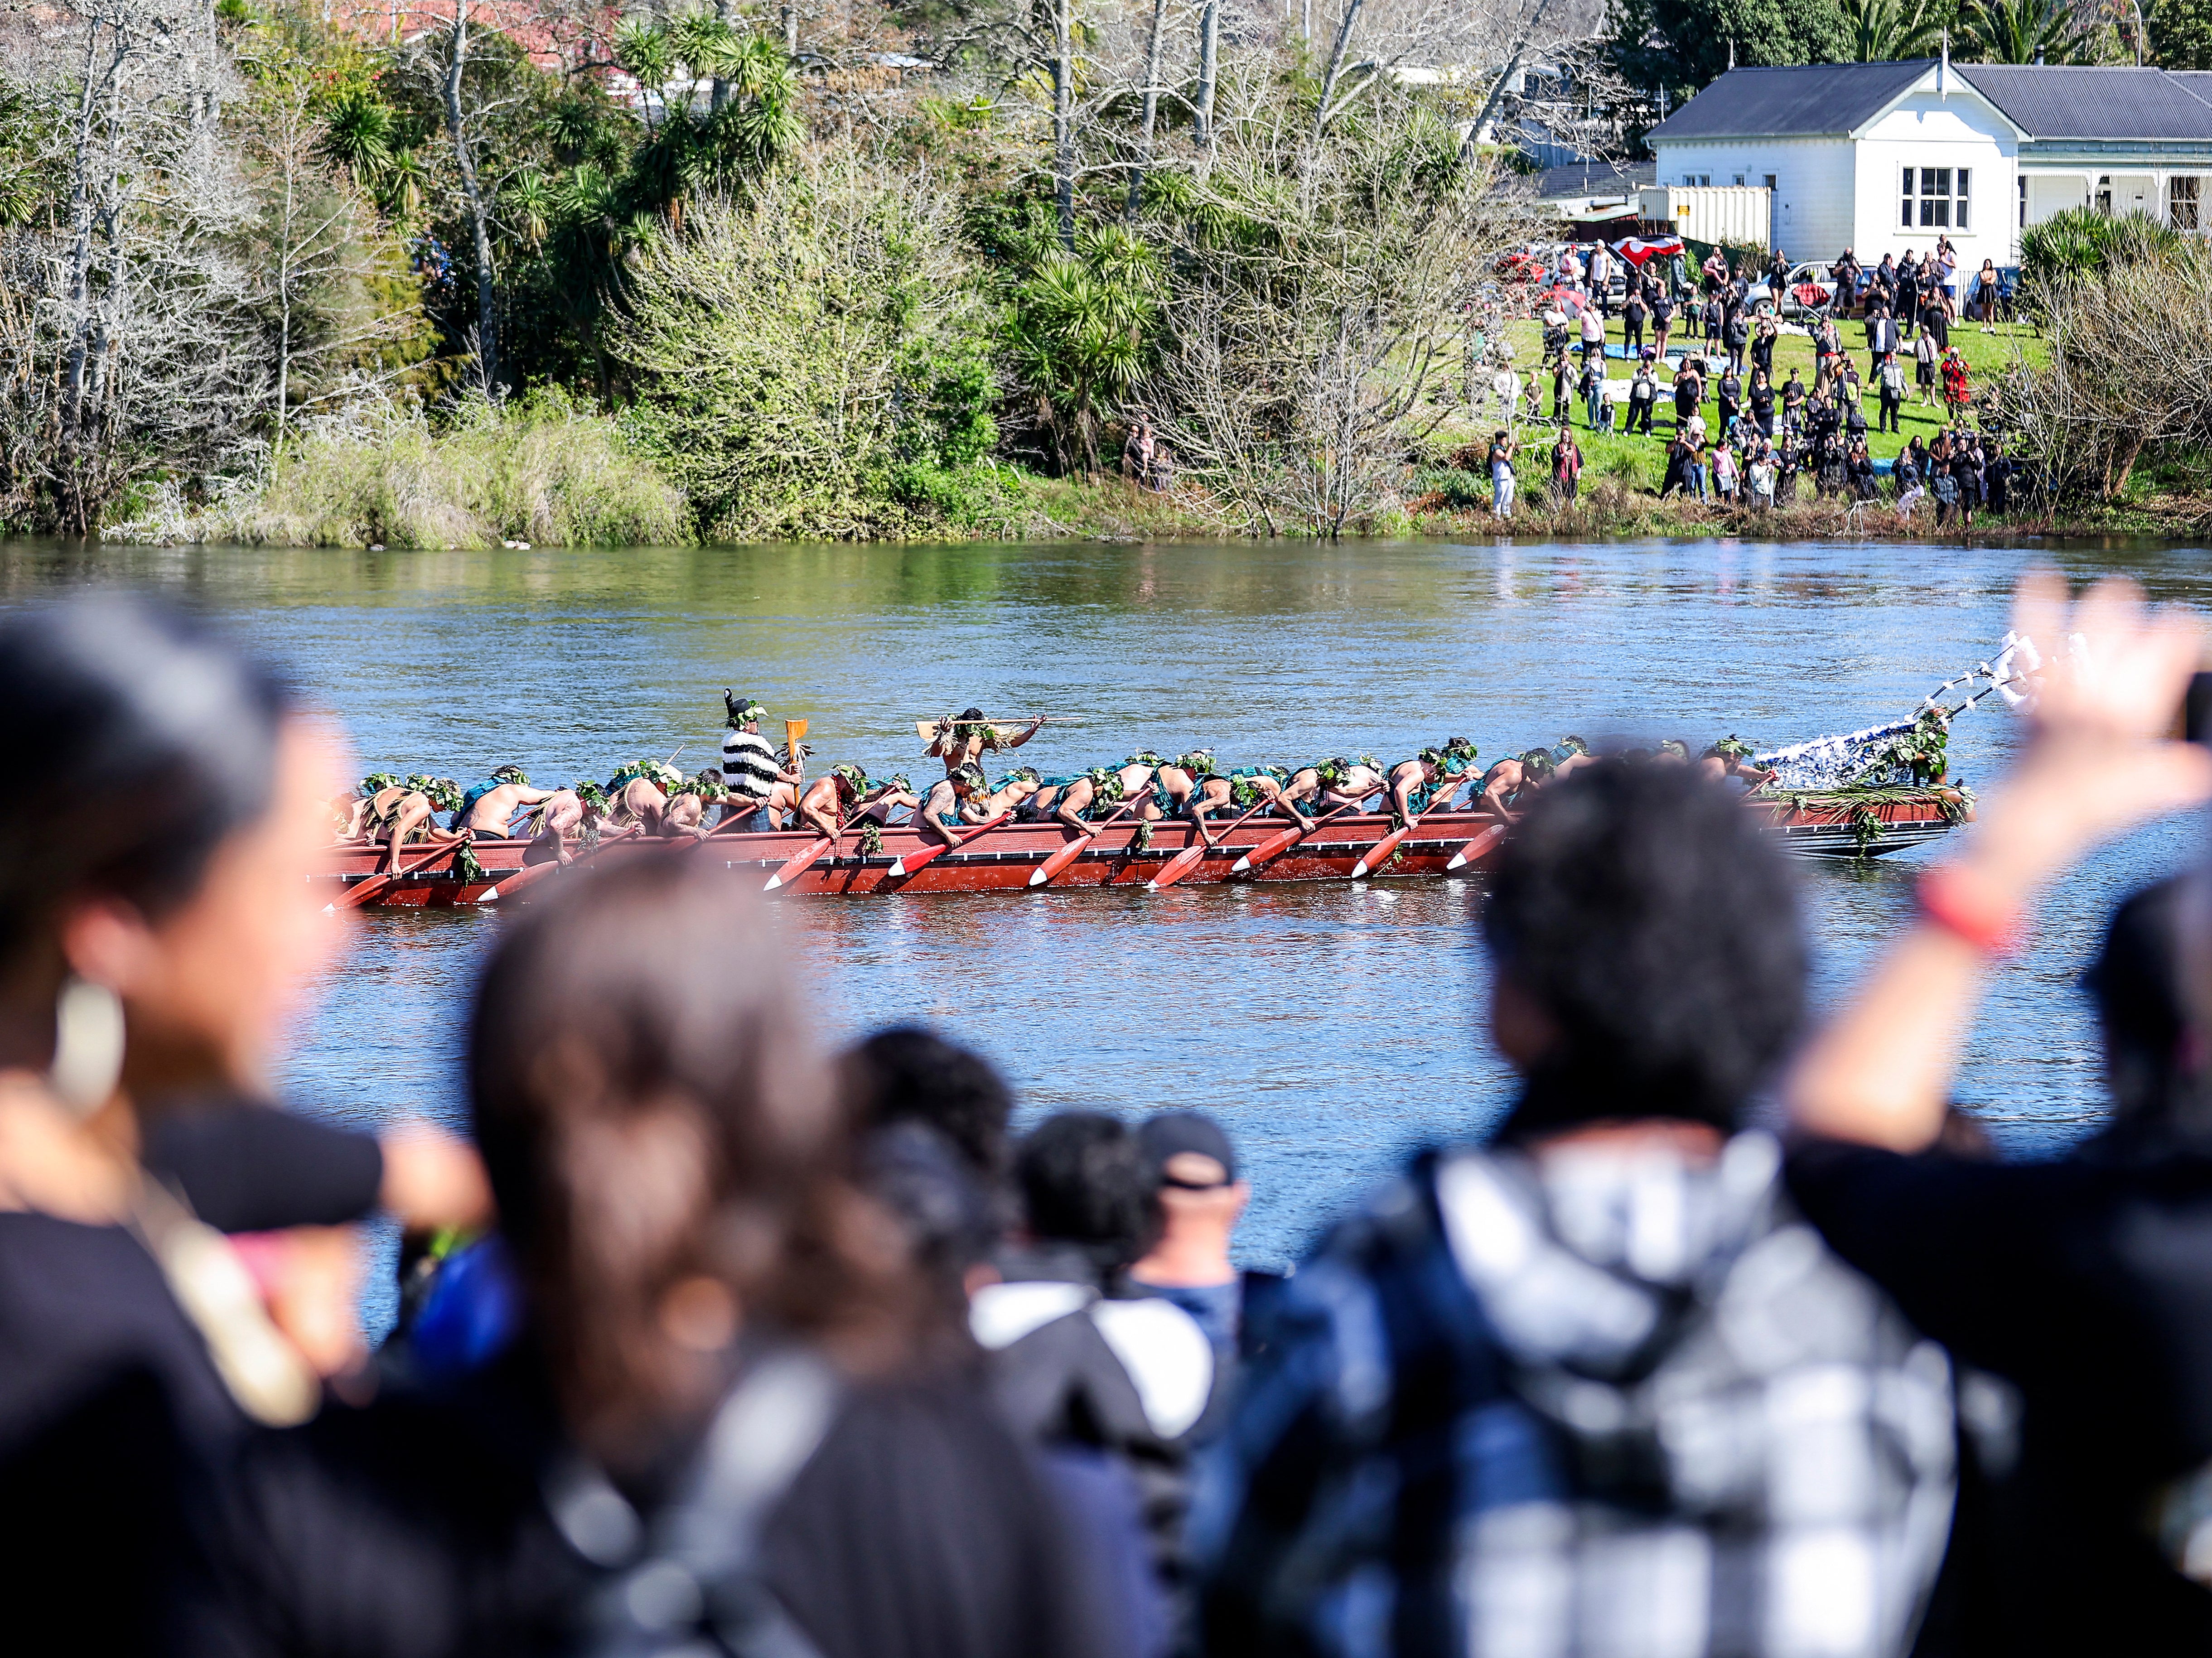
[913,762,990,850]
[721,694,805,819]
[1315,755,1387,811]
[793,763,876,841]
[454,765,556,837]
[1476,749,1555,824]
[1384,739,1479,824]
[338,771,405,842]
[1051,759,1147,836]
[660,771,729,839]
[527,780,613,865]
[1550,734,1595,781]
[1697,738,1778,790]
[1226,763,1312,831]
[980,770,1043,819]
[856,773,921,825]
[378,774,468,871]
[606,759,686,836]
[1006,766,1068,822]
[926,708,1048,775]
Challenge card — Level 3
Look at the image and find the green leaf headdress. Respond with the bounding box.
[492,764,530,786]
[889,773,912,793]
[1005,766,1041,785]
[575,780,609,810]
[691,769,729,801]
[831,763,869,797]
[1520,749,1555,780]
[725,691,766,729]
[1125,750,1166,769]
[1657,739,1690,759]
[1176,749,1217,776]
[359,771,401,798]
[951,762,988,790]
[1556,735,1589,757]
[424,777,464,813]
[1084,765,1126,803]
[1713,734,1753,761]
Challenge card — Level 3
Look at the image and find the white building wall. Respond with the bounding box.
[1855,91,2018,262]
[1647,137,1856,258]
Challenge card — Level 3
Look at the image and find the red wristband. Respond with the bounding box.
[1916,863,2025,958]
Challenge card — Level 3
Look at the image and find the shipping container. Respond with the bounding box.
[1637,185,1772,248]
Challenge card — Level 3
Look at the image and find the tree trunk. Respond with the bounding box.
[711,0,729,111]
[1053,0,1075,248]
[1125,0,1168,218]
[1455,0,1560,164]
[445,0,500,394]
[782,4,797,54]
[1194,0,1219,148]
[1310,0,1363,142]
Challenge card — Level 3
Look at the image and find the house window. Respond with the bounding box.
[1682,173,1711,187]
[1733,173,1745,186]
[1763,174,1777,192]
[1901,165,1970,229]
[2019,176,2028,228]
[2171,175,2201,231]
[2097,174,2112,215]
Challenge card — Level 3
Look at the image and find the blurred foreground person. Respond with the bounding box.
[238,856,1123,1658]
[0,594,483,1655]
[838,1023,1015,1186]
[1786,574,2212,1656]
[979,1113,1217,1635]
[1196,762,1956,1658]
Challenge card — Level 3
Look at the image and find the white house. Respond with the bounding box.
[1646,60,2212,264]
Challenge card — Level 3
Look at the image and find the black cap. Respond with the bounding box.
[1138,1110,1239,1189]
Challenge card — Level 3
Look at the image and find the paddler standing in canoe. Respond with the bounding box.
[721,694,805,827]
[453,765,556,837]
[925,708,1047,775]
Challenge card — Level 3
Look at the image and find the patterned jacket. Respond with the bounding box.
[1192,1133,1956,1658]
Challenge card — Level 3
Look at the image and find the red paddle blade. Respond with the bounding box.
[889,812,1011,880]
[764,836,832,892]
[1446,822,1507,871]
[1350,825,1411,879]
[1232,823,1304,874]
[1145,837,1209,892]
[1030,833,1090,887]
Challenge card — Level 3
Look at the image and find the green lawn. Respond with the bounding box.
[1427,309,2048,495]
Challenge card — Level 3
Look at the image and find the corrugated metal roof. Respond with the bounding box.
[1647,62,1934,142]
[1957,65,2212,139]
[1534,159,1655,200]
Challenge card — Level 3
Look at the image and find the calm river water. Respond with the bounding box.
[7,536,2208,1321]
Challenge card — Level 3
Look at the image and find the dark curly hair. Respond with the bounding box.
[1014,1111,1159,1275]
[1483,759,1805,1139]
[838,1024,1015,1182]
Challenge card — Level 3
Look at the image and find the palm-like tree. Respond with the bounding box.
[319,85,397,185]
[1963,0,2099,62]
[503,169,558,249]
[1845,0,1947,60]
[1008,229,1164,476]
[614,21,679,125]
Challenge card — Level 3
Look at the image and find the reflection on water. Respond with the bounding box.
[6,535,2208,1309]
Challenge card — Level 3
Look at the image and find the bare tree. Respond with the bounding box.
[443,0,499,393]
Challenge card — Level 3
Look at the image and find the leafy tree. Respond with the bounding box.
[611,142,1006,539]
[1844,0,1948,60]
[1003,222,1162,477]
[1608,0,1854,102]
[1961,0,2101,60]
[2152,0,2212,67]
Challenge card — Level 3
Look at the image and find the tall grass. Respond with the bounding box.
[112,388,692,547]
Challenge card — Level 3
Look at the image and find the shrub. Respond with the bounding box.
[2020,207,2191,290]
[110,387,691,546]
[611,140,1002,540]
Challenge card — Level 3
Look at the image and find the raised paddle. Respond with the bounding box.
[1028,785,1155,888]
[1231,803,1361,876]
[334,835,466,911]
[1445,820,1509,872]
[1145,797,1273,892]
[887,810,1014,881]
[1351,785,1474,880]
[474,825,642,903]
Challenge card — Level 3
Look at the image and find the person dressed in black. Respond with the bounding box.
[1717,362,1742,432]
[1748,366,1777,438]
[1625,360,1657,434]
[1786,573,2212,1658]
[0,596,492,1658]
[1621,287,1647,357]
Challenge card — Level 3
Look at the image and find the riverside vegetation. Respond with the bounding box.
[7,0,2211,546]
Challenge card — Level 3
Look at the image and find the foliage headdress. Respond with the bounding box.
[831,763,869,797]
[492,764,530,786]
[358,771,401,798]
[951,762,988,791]
[725,691,767,729]
[1176,749,1216,776]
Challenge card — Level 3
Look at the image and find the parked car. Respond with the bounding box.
[1744,260,1833,319]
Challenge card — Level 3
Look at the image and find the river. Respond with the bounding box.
[8,536,2207,1324]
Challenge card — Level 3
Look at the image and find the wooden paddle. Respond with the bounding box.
[1145,796,1273,892]
[1351,783,1474,879]
[764,830,834,892]
[1445,820,1509,872]
[1028,785,1155,889]
[1231,803,1361,876]
[474,825,642,904]
[887,810,1014,881]
[335,835,466,911]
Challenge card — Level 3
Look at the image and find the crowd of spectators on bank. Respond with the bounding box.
[7,580,2212,1658]
[1497,231,2017,522]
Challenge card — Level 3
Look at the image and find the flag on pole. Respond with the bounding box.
[1613,234,1686,267]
